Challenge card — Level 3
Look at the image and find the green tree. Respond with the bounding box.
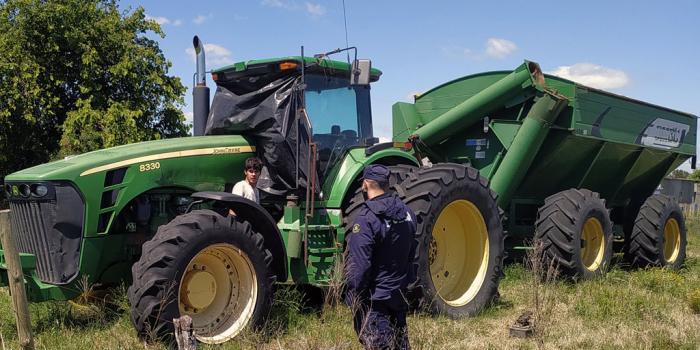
[0,0,189,188]
[689,170,700,181]
[670,169,690,179]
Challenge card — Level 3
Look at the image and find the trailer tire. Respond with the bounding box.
[396,164,504,318]
[626,194,686,269]
[128,210,274,344]
[535,188,612,279]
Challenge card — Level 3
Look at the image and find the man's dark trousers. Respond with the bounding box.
[353,297,410,350]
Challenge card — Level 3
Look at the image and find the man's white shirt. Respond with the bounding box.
[232,180,259,204]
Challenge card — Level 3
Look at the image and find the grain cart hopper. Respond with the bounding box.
[394,61,696,279]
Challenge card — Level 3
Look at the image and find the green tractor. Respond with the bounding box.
[1,34,695,345]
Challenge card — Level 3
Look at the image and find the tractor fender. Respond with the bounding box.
[191,191,287,281]
[324,148,418,208]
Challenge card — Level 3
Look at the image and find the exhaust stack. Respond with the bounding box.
[192,35,210,136]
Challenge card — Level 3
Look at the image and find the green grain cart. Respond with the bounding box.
[0,36,695,344]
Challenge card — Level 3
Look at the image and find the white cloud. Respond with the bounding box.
[378,136,391,143]
[146,15,171,25]
[262,0,323,16]
[406,91,422,101]
[193,14,213,25]
[485,38,517,59]
[185,43,234,66]
[547,63,629,89]
[262,0,295,9]
[442,38,517,61]
[146,15,182,27]
[305,2,326,16]
[183,111,193,123]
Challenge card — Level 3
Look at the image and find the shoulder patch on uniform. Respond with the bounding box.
[352,223,361,233]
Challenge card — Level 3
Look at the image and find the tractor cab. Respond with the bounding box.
[193,39,382,193]
[304,72,375,177]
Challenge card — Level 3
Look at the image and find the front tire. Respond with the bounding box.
[127,210,274,344]
[397,164,504,318]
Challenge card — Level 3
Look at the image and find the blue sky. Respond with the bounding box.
[123,0,699,165]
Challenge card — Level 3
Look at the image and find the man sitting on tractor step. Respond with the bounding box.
[345,164,417,350]
[232,157,262,204]
[229,157,262,217]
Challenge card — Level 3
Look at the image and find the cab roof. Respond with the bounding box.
[212,56,382,82]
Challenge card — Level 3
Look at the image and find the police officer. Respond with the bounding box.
[345,164,417,350]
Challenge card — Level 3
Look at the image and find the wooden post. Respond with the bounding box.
[0,210,34,350]
[173,315,197,350]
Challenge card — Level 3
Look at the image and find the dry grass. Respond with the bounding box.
[0,216,699,349]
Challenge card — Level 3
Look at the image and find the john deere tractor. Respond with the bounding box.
[1,35,694,344]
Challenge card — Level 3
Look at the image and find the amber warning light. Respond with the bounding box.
[279,62,298,71]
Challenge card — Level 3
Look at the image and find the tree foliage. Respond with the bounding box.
[670,169,690,179]
[689,170,700,182]
[0,0,189,188]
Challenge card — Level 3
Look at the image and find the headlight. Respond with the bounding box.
[32,184,49,197]
[19,184,31,198]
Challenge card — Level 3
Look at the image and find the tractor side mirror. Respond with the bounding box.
[351,59,371,86]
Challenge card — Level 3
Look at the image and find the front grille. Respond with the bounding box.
[8,182,84,284]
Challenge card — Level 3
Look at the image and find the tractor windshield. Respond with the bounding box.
[305,74,373,176]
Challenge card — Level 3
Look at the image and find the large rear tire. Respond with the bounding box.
[127,210,274,344]
[396,164,504,318]
[625,194,687,269]
[534,188,612,279]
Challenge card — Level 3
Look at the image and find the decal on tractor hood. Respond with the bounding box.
[80,146,256,176]
[637,118,689,150]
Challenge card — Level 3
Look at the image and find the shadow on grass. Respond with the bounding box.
[258,285,326,339]
[32,300,124,334]
[32,285,128,334]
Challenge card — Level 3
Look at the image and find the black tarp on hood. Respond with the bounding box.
[205,74,315,195]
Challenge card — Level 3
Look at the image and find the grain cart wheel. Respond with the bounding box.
[535,188,612,279]
[128,210,274,344]
[396,164,504,317]
[626,194,687,269]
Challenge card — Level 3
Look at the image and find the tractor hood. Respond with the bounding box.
[5,135,254,182]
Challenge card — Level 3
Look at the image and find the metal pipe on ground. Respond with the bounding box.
[490,91,569,207]
[0,210,34,350]
[412,61,546,146]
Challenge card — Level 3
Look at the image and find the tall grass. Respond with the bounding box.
[0,215,698,349]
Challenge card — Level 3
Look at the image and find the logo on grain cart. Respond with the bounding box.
[637,118,689,149]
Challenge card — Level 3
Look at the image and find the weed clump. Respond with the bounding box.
[690,289,700,314]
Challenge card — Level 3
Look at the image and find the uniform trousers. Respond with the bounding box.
[353,297,410,350]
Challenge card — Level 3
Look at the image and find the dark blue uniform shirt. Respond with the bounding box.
[345,192,417,303]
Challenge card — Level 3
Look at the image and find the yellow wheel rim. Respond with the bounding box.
[179,243,257,344]
[663,218,681,263]
[430,200,489,307]
[580,217,605,271]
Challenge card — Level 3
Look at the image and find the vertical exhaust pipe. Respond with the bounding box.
[192,35,210,136]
